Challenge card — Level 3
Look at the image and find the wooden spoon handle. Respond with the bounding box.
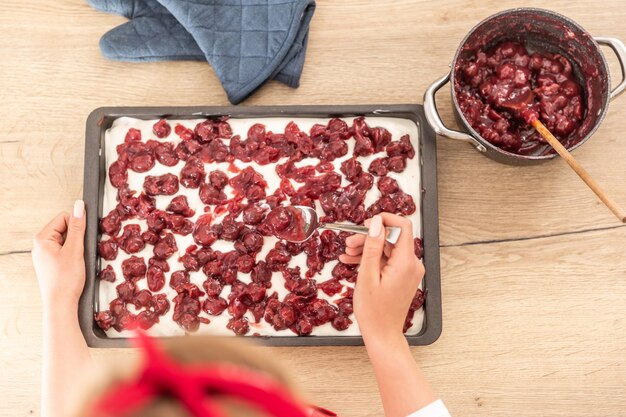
[532,119,626,223]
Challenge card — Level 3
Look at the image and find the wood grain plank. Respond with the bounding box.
[2,0,626,416]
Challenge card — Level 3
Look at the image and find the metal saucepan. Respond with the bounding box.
[423,7,626,165]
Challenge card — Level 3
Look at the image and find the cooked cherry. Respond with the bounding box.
[98,239,118,261]
[377,176,399,194]
[219,217,245,241]
[386,134,415,159]
[116,280,137,302]
[179,157,205,189]
[202,277,224,297]
[166,195,195,217]
[133,289,153,309]
[154,142,179,166]
[203,296,228,315]
[166,214,194,235]
[95,311,115,331]
[368,157,388,176]
[264,206,307,241]
[242,203,268,225]
[146,266,166,292]
[153,232,178,260]
[305,298,338,326]
[100,210,121,236]
[234,231,264,254]
[108,161,128,188]
[229,167,267,201]
[118,224,145,254]
[414,237,424,259]
[208,170,229,189]
[330,314,351,331]
[293,316,313,335]
[153,119,171,138]
[170,270,190,291]
[125,128,142,142]
[251,261,272,287]
[403,289,426,332]
[180,252,200,272]
[318,278,343,296]
[386,155,406,172]
[143,174,179,196]
[174,124,195,141]
[99,265,116,282]
[335,297,353,316]
[193,214,217,246]
[153,293,170,315]
[121,256,147,280]
[227,317,250,336]
[175,138,202,161]
[149,256,170,272]
[136,310,159,330]
[332,262,358,283]
[129,151,155,173]
[340,157,362,181]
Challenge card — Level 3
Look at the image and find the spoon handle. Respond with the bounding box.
[320,223,402,245]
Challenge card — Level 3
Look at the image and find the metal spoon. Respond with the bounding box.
[290,205,402,244]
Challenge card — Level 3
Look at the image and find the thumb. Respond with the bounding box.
[63,200,86,257]
[358,215,386,283]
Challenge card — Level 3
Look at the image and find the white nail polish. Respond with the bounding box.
[73,200,85,218]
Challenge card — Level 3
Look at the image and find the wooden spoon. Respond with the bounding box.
[502,89,626,223]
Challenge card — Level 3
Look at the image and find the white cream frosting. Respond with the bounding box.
[100,116,424,338]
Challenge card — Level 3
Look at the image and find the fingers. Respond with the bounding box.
[345,233,366,249]
[356,215,386,286]
[344,241,392,256]
[376,213,416,261]
[62,200,86,257]
[35,212,70,247]
[338,254,361,264]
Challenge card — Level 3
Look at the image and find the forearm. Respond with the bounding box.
[364,334,437,417]
[42,301,92,417]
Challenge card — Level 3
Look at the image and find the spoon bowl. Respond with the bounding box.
[291,206,402,244]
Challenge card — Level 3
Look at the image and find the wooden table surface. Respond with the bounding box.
[1,0,625,416]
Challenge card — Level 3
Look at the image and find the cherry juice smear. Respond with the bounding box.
[454,41,585,155]
[96,117,425,335]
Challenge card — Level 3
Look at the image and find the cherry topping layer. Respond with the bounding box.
[97,117,424,336]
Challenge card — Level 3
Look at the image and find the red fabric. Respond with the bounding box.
[92,332,314,417]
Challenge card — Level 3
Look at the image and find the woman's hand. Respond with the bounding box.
[341,215,437,417]
[32,200,87,309]
[340,213,425,344]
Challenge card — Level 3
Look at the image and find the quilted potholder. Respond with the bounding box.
[89,0,316,104]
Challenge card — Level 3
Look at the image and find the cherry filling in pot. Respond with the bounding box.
[454,41,585,155]
[265,206,308,242]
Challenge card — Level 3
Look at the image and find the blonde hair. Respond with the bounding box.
[76,336,297,417]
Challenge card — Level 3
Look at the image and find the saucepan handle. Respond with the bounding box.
[595,37,626,100]
[423,72,486,152]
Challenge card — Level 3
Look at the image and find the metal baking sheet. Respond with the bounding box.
[79,105,442,347]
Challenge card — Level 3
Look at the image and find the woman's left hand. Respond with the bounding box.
[32,200,87,309]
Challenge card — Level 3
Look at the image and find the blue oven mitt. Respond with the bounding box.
[88,0,315,104]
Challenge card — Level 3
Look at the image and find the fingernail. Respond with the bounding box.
[73,200,85,218]
[369,215,382,237]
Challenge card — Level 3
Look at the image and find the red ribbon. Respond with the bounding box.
[92,332,315,417]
